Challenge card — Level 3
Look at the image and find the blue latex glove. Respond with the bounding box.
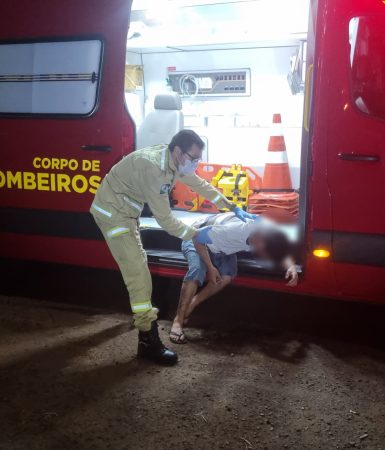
[233,206,258,222]
[194,226,213,245]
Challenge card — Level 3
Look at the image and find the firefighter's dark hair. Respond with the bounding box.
[168,130,205,153]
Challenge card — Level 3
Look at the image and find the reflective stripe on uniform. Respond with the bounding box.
[160,148,166,171]
[106,226,130,238]
[131,301,152,313]
[179,227,189,239]
[212,194,222,204]
[92,202,112,218]
[123,196,142,211]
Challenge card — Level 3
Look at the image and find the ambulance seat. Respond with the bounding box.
[136,93,184,149]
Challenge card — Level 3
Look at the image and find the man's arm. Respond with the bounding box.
[193,240,221,284]
[282,256,298,287]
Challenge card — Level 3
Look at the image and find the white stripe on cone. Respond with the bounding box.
[271,123,284,136]
[265,151,288,164]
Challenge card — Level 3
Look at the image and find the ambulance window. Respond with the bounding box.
[349,16,385,120]
[0,39,102,116]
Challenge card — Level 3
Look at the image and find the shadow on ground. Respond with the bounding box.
[1,257,385,352]
[1,258,385,449]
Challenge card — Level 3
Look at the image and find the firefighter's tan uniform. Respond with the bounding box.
[90,145,234,331]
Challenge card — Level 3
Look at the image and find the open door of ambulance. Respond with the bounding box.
[323,0,385,300]
[0,0,133,266]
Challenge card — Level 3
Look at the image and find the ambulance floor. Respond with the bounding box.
[1,291,385,450]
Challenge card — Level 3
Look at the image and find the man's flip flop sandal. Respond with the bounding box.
[169,330,187,344]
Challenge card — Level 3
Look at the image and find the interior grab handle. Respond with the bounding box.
[81,145,112,152]
[303,64,314,132]
[338,153,380,162]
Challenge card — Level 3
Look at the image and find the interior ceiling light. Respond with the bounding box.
[131,0,258,10]
[128,0,309,47]
[144,0,178,23]
[127,21,146,40]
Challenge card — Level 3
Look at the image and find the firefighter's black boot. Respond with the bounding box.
[137,321,178,366]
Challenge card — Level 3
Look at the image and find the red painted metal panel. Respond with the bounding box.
[0,0,134,213]
[322,0,385,235]
[2,231,384,303]
[314,0,385,297]
[0,232,116,269]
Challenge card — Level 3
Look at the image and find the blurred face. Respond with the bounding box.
[248,232,269,258]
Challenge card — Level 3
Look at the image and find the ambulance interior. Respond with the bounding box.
[126,0,309,274]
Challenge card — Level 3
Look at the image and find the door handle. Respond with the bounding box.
[338,153,380,162]
[81,145,112,152]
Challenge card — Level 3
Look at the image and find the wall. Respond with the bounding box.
[125,51,144,127]
[128,46,304,188]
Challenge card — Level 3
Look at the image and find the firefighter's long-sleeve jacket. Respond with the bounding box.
[91,145,234,240]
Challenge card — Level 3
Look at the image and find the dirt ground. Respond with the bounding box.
[1,291,385,450]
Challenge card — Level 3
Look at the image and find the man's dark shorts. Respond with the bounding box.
[182,240,237,286]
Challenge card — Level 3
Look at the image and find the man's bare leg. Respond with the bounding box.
[185,275,232,320]
[170,280,198,343]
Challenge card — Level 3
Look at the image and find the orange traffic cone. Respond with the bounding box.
[262,114,292,191]
[246,113,299,222]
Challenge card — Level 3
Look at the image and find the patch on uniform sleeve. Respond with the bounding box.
[160,183,171,194]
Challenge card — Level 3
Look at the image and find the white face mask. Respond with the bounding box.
[177,157,199,176]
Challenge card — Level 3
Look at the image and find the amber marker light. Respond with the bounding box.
[313,249,331,258]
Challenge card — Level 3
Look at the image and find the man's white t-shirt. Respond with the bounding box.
[193,212,268,255]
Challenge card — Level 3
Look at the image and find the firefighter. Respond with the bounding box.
[90,130,255,365]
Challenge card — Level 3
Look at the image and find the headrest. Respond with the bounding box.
[154,93,182,111]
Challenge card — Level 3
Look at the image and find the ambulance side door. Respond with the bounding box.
[323,0,385,300]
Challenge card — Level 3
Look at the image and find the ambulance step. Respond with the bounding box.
[145,249,301,277]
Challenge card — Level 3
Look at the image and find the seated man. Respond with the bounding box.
[169,212,298,343]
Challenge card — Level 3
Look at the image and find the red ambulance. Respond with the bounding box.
[0,0,384,303]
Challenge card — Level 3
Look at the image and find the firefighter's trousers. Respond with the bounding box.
[94,216,158,332]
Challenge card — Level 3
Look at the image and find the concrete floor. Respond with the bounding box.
[1,284,385,450]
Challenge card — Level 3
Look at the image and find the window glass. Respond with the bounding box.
[349,16,385,119]
[0,40,102,115]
